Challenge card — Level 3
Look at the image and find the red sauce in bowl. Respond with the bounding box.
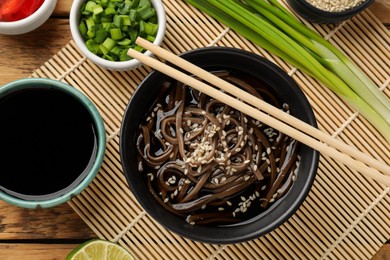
[0,0,44,22]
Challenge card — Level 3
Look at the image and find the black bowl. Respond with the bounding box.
[286,0,374,24]
[120,47,319,244]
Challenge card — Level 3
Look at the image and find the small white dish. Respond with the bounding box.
[0,0,57,35]
[69,0,166,71]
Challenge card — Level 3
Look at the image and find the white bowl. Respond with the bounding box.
[0,0,57,35]
[70,0,166,71]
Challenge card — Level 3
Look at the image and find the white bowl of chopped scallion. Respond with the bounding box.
[70,0,166,71]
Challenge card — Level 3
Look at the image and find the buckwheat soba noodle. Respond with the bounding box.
[136,71,300,225]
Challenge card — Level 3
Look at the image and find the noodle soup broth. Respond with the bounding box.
[120,47,318,243]
[136,70,300,226]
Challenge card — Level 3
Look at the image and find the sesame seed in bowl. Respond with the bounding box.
[286,0,375,24]
[306,0,366,12]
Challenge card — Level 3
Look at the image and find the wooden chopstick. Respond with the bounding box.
[135,37,390,175]
[127,38,390,186]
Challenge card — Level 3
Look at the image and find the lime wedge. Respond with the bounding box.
[66,239,135,260]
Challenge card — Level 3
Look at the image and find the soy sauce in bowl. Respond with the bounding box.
[0,78,106,208]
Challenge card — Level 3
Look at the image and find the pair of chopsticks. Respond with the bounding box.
[127,37,390,186]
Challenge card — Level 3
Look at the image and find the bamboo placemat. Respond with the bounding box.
[32,1,389,259]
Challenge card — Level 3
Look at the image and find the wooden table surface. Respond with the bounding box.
[0,1,389,259]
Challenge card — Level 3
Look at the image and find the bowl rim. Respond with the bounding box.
[120,47,319,244]
[0,0,57,27]
[69,0,166,71]
[0,78,106,208]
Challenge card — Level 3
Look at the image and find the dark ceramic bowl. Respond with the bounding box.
[287,0,374,24]
[120,47,319,244]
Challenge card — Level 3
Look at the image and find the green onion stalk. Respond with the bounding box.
[184,0,390,142]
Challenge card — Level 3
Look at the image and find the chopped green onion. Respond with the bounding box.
[78,21,87,36]
[121,15,131,26]
[130,0,140,8]
[137,5,156,20]
[99,44,109,55]
[86,39,99,54]
[129,30,138,42]
[101,0,109,7]
[100,16,111,23]
[110,28,123,40]
[133,45,143,52]
[95,28,108,44]
[87,29,95,39]
[146,35,155,42]
[104,6,116,15]
[104,53,117,61]
[93,5,104,15]
[144,22,158,36]
[85,17,95,30]
[129,9,137,22]
[102,38,116,51]
[120,49,132,61]
[139,0,150,7]
[113,14,122,27]
[118,38,132,46]
[110,45,122,56]
[139,20,145,34]
[78,0,158,62]
[120,3,131,14]
[85,1,97,13]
